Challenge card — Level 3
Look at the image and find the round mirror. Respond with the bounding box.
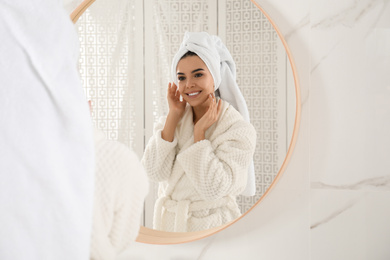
[72,0,300,243]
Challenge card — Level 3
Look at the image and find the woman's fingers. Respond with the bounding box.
[205,93,220,122]
[171,83,183,102]
[167,82,179,102]
[194,93,222,132]
[216,98,222,115]
[175,87,181,100]
[205,94,213,114]
[167,82,174,96]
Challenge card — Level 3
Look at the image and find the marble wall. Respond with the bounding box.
[118,0,390,259]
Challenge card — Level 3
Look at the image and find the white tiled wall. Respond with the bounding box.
[118,0,390,259]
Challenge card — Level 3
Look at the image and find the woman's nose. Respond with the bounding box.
[186,79,194,89]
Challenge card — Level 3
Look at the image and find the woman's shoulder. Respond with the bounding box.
[217,100,256,134]
[219,100,247,124]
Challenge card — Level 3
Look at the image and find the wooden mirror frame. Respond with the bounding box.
[71,0,301,245]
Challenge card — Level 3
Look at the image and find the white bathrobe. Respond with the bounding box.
[90,128,149,260]
[142,100,256,232]
[0,1,94,259]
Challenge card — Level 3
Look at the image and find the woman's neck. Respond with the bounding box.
[192,97,219,124]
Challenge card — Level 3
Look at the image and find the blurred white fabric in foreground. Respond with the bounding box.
[91,128,149,260]
[0,0,95,259]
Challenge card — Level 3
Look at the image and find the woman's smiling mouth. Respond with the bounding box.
[187,91,201,97]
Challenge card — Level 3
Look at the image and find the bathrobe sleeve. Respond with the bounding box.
[141,116,178,182]
[176,120,256,200]
[91,132,149,260]
[109,150,148,254]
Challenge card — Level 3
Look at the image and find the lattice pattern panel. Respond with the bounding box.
[76,0,139,151]
[149,0,212,122]
[224,0,282,214]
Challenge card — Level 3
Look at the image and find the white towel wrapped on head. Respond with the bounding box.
[171,32,256,196]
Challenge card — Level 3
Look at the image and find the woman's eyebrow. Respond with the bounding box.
[177,68,204,75]
[191,68,204,74]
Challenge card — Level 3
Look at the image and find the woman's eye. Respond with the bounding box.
[178,76,185,81]
[194,73,203,78]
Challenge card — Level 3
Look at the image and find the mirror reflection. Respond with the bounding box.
[75,0,296,232]
[141,32,257,232]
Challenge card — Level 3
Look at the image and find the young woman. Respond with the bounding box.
[142,32,256,232]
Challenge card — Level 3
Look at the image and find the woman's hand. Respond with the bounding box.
[162,82,186,142]
[194,93,222,142]
[167,82,186,120]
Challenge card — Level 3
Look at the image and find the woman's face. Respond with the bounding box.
[176,55,215,107]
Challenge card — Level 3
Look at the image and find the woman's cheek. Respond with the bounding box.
[178,85,185,95]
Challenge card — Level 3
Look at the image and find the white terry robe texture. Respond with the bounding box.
[170,32,256,196]
[90,128,149,260]
[142,100,256,232]
[0,1,95,259]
